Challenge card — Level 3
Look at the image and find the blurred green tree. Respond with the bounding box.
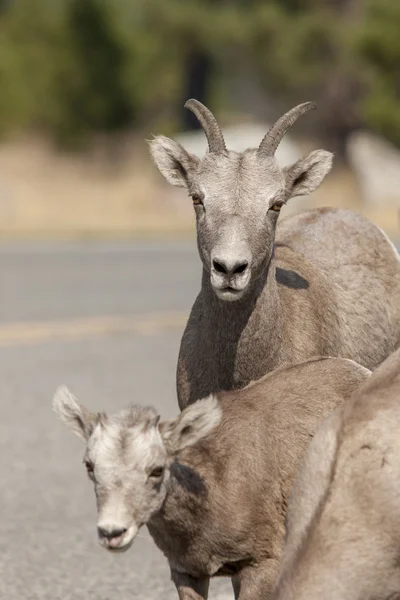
[0,0,66,135]
[356,0,400,147]
[55,0,133,146]
[0,0,399,154]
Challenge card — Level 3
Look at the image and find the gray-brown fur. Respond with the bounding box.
[272,346,400,600]
[52,357,370,600]
[149,100,400,408]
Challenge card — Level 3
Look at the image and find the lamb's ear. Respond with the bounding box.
[52,386,99,441]
[159,394,222,454]
[283,149,333,198]
[148,135,200,188]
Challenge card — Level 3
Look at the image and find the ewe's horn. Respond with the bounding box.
[258,102,317,157]
[184,99,226,154]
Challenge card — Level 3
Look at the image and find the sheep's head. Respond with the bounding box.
[52,386,221,553]
[149,100,333,302]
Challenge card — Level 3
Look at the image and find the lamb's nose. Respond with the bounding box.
[97,525,127,541]
[212,257,249,277]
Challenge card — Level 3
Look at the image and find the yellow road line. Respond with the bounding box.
[0,311,189,347]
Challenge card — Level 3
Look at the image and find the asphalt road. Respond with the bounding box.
[0,241,233,600]
[1,238,398,600]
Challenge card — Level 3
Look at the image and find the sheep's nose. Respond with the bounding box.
[212,257,249,277]
[97,525,127,541]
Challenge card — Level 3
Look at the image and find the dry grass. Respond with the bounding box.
[0,136,398,240]
[0,136,194,239]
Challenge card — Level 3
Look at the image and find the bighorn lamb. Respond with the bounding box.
[149,100,400,408]
[53,357,369,600]
[272,346,400,600]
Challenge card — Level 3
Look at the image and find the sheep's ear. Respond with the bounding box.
[159,395,222,454]
[52,386,98,441]
[283,149,333,198]
[148,135,199,188]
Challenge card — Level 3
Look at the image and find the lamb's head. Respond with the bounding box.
[53,386,222,553]
[149,100,333,301]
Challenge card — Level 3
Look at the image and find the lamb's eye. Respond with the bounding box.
[192,195,203,206]
[269,202,283,212]
[149,466,164,479]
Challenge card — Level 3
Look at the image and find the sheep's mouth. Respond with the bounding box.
[214,286,247,302]
[223,286,241,295]
[210,270,251,302]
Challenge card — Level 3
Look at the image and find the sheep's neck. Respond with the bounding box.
[199,256,283,385]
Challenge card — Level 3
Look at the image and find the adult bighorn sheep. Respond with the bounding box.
[149,100,400,408]
[53,357,369,600]
[271,347,400,600]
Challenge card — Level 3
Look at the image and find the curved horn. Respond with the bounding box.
[184,99,226,154]
[258,102,317,157]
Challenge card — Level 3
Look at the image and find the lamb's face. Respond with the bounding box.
[53,386,223,553]
[84,408,169,553]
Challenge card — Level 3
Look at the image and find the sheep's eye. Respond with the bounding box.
[85,461,94,475]
[192,195,203,206]
[149,466,164,479]
[269,202,283,212]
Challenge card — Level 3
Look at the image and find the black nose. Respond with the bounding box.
[212,258,249,277]
[98,526,127,540]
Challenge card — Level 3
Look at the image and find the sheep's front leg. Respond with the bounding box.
[231,560,280,600]
[171,569,210,600]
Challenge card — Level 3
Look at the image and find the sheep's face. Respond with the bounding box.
[149,100,333,302]
[53,387,222,553]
